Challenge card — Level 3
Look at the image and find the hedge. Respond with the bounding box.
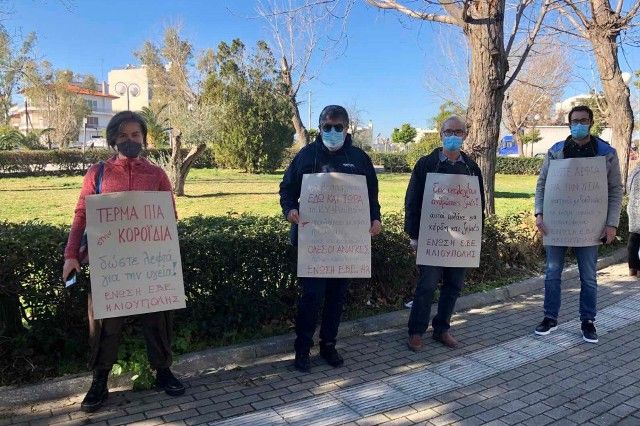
[0,208,586,386]
[495,157,544,175]
[0,148,216,176]
[369,152,410,172]
[0,148,547,177]
[368,153,545,175]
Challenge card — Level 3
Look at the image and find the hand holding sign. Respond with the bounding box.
[287,209,300,224]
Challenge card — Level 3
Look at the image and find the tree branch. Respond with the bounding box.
[505,0,552,90]
[562,0,590,27]
[366,0,462,26]
[505,0,533,57]
[621,0,640,25]
[556,5,589,37]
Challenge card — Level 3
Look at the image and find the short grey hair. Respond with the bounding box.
[440,115,467,134]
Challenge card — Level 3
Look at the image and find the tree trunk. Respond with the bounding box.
[463,11,508,215]
[280,56,309,148]
[168,132,207,196]
[589,31,634,188]
[514,130,525,157]
[176,143,207,195]
[289,95,309,148]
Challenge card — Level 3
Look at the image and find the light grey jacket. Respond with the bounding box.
[627,165,640,233]
[534,138,624,228]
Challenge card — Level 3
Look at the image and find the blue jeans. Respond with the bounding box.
[294,277,349,354]
[544,245,598,322]
[408,266,466,336]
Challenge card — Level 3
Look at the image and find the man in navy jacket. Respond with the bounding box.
[279,105,382,372]
[405,116,485,351]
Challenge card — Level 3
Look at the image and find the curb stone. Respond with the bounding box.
[0,247,626,406]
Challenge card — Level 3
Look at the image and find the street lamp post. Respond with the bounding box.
[114,82,140,110]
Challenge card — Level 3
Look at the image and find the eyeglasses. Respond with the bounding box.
[322,123,344,132]
[570,119,591,125]
[442,129,465,137]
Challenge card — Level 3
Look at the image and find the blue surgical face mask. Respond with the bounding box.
[321,129,345,151]
[570,123,590,140]
[443,135,463,152]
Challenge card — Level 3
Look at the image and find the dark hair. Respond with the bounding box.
[318,105,349,127]
[568,105,594,124]
[106,110,148,147]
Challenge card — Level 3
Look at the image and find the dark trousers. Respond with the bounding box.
[87,294,173,371]
[629,232,640,270]
[408,265,466,336]
[294,277,349,354]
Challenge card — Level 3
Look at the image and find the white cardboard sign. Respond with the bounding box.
[542,156,608,247]
[85,191,186,319]
[416,173,482,268]
[297,173,371,278]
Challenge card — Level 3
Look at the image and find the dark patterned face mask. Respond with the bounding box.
[116,140,142,158]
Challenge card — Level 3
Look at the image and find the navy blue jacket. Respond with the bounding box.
[404,148,485,240]
[279,134,381,244]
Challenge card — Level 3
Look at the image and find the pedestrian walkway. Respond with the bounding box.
[3,261,640,425]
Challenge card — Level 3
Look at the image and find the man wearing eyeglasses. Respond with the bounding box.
[405,115,485,351]
[534,105,623,343]
[279,105,382,372]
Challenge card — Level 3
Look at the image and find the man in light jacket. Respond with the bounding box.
[534,105,623,343]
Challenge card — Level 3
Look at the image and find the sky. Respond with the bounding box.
[5,0,640,138]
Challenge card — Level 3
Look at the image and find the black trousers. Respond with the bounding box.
[294,277,349,354]
[87,294,174,371]
[628,232,640,270]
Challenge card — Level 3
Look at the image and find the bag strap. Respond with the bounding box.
[95,161,105,194]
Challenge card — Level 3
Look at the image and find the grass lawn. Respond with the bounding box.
[0,169,537,224]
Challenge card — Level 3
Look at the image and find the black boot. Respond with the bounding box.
[156,368,185,396]
[319,343,344,367]
[294,352,311,373]
[81,369,109,412]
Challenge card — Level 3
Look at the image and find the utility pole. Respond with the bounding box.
[308,91,312,129]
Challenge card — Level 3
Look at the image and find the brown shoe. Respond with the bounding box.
[407,334,423,352]
[630,268,638,277]
[433,331,458,348]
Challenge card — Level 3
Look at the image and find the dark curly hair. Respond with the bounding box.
[106,110,148,147]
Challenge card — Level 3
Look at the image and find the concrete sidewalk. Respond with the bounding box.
[2,260,640,425]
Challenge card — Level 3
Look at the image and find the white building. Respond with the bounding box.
[9,83,118,148]
[553,93,594,122]
[414,127,438,143]
[108,66,151,112]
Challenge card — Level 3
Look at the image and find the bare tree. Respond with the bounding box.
[503,42,571,156]
[367,0,551,214]
[136,26,213,196]
[257,0,351,148]
[23,63,90,147]
[0,28,36,125]
[554,0,639,187]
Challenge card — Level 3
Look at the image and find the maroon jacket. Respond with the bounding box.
[64,155,175,260]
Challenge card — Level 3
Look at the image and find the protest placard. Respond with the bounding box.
[86,191,185,319]
[297,173,371,278]
[417,173,482,267]
[543,156,608,247]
